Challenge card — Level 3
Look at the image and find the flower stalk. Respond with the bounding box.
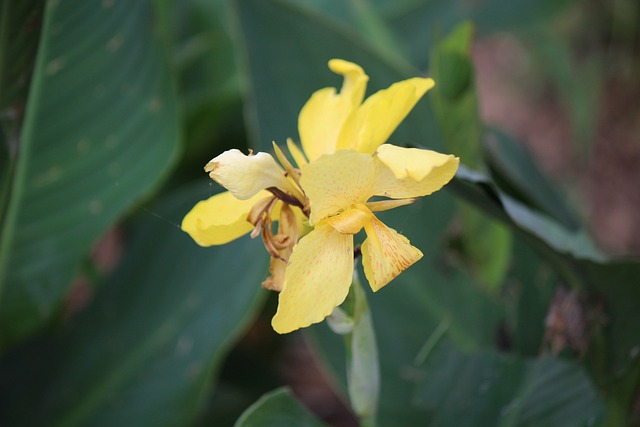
[329,266,380,427]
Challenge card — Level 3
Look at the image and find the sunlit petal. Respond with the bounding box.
[181,191,270,246]
[336,77,435,154]
[272,223,354,334]
[362,216,423,291]
[299,60,368,160]
[300,150,375,225]
[371,144,459,199]
[205,149,296,200]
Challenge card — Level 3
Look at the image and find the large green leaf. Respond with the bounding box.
[235,388,328,427]
[0,183,269,426]
[413,342,606,427]
[0,0,180,346]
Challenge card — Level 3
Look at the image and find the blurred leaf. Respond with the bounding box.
[451,165,605,262]
[452,165,640,380]
[524,32,602,161]
[0,182,269,427]
[430,21,480,166]
[0,0,44,111]
[231,0,440,153]
[0,0,180,346]
[506,238,556,357]
[430,22,511,290]
[289,0,571,70]
[485,129,579,230]
[235,388,328,427]
[412,341,606,427]
[456,208,512,290]
[583,260,640,377]
[384,0,572,69]
[155,0,243,161]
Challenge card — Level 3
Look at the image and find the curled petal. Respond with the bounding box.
[181,191,269,246]
[299,60,368,160]
[362,216,423,291]
[205,149,296,200]
[262,204,299,292]
[300,150,375,225]
[325,203,372,235]
[337,77,435,154]
[371,144,459,199]
[272,223,354,334]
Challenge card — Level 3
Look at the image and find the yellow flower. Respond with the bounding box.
[182,59,459,334]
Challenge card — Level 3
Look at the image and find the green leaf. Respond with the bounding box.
[451,165,640,380]
[230,0,440,153]
[430,21,480,166]
[384,0,571,68]
[430,22,511,291]
[0,182,268,427]
[0,0,44,111]
[0,0,180,346]
[155,0,243,159]
[235,388,328,427]
[413,342,606,427]
[451,165,606,262]
[485,129,579,230]
[287,0,571,70]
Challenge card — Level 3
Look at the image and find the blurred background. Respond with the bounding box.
[0,0,639,426]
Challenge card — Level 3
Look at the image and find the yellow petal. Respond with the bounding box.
[325,203,372,235]
[298,60,368,161]
[371,144,459,199]
[336,77,435,154]
[272,223,354,334]
[286,138,308,168]
[181,191,269,246]
[205,149,296,200]
[362,216,423,291]
[300,150,375,225]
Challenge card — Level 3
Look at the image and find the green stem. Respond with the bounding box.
[345,270,379,427]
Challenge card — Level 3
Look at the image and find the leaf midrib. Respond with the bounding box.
[0,0,53,310]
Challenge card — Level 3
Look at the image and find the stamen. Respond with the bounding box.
[272,142,302,187]
[286,138,308,167]
[366,198,417,212]
[267,187,303,209]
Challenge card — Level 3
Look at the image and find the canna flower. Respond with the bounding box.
[182,59,459,334]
